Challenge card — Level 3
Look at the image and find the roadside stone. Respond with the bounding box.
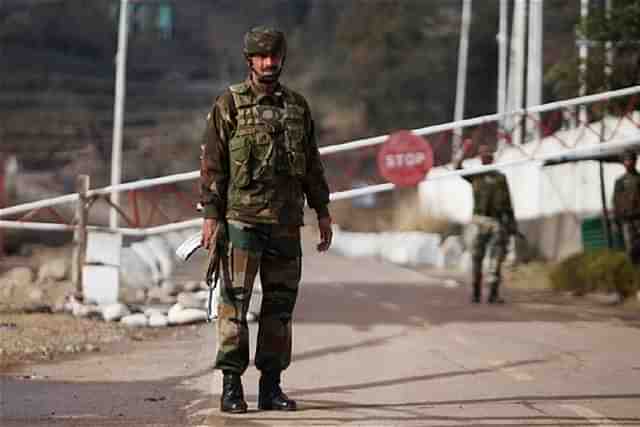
[71,300,101,318]
[102,303,131,322]
[121,313,149,327]
[144,307,167,317]
[148,314,169,328]
[65,344,81,353]
[177,291,206,309]
[168,303,184,318]
[37,258,68,283]
[84,344,100,352]
[168,305,207,325]
[147,286,177,304]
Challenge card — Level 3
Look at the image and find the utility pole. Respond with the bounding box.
[506,0,526,145]
[526,0,543,142]
[578,0,589,126]
[453,0,472,154]
[497,0,508,149]
[110,0,130,229]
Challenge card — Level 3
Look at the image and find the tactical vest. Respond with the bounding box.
[470,172,511,219]
[228,82,307,190]
[614,172,640,219]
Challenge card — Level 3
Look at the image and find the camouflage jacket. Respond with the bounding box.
[200,78,330,225]
[463,171,515,225]
[613,170,640,221]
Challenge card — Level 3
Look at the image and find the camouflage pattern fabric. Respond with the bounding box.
[463,171,515,299]
[471,216,509,288]
[613,171,640,221]
[214,221,301,375]
[613,171,640,265]
[243,26,286,57]
[463,171,515,223]
[620,221,640,265]
[200,79,330,225]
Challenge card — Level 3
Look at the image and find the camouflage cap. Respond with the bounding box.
[621,150,638,161]
[243,26,286,57]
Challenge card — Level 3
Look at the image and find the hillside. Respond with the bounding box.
[1,1,584,201]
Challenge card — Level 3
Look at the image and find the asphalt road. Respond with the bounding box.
[2,234,640,426]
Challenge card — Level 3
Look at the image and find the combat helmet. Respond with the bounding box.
[243,26,287,59]
[621,149,638,162]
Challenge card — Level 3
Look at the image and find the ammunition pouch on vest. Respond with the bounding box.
[228,83,307,190]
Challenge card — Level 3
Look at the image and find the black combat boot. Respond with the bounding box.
[487,283,505,304]
[220,371,248,414]
[258,371,297,411]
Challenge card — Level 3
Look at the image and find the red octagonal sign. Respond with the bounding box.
[377,130,433,187]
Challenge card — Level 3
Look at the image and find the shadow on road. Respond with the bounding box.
[295,281,640,330]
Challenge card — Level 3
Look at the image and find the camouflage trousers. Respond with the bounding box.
[214,221,301,375]
[621,221,640,266]
[471,216,509,294]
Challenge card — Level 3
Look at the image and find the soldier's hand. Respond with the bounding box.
[202,218,218,250]
[317,216,333,252]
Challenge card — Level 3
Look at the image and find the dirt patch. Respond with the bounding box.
[0,313,172,372]
[0,243,171,372]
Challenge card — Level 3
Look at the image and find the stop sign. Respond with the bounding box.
[377,130,433,187]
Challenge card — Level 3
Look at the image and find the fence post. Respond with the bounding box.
[71,175,89,297]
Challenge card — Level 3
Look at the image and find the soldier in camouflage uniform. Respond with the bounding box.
[199,26,333,413]
[455,140,517,304]
[613,150,640,266]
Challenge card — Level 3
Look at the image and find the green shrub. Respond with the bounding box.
[549,249,640,299]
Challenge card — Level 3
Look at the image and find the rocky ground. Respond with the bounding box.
[0,244,171,371]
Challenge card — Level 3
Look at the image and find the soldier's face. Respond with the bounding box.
[478,144,494,165]
[623,157,637,171]
[249,53,283,84]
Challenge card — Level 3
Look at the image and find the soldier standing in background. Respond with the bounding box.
[613,150,640,266]
[199,26,333,413]
[455,139,518,304]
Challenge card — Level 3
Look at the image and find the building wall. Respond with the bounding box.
[418,116,638,260]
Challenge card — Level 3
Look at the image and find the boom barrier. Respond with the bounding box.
[1,85,640,234]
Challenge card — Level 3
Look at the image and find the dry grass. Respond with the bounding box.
[505,261,554,291]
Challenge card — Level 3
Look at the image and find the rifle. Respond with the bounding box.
[175,221,228,323]
[204,221,228,322]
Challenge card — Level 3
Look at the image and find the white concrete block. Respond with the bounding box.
[82,265,119,305]
[85,231,122,266]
